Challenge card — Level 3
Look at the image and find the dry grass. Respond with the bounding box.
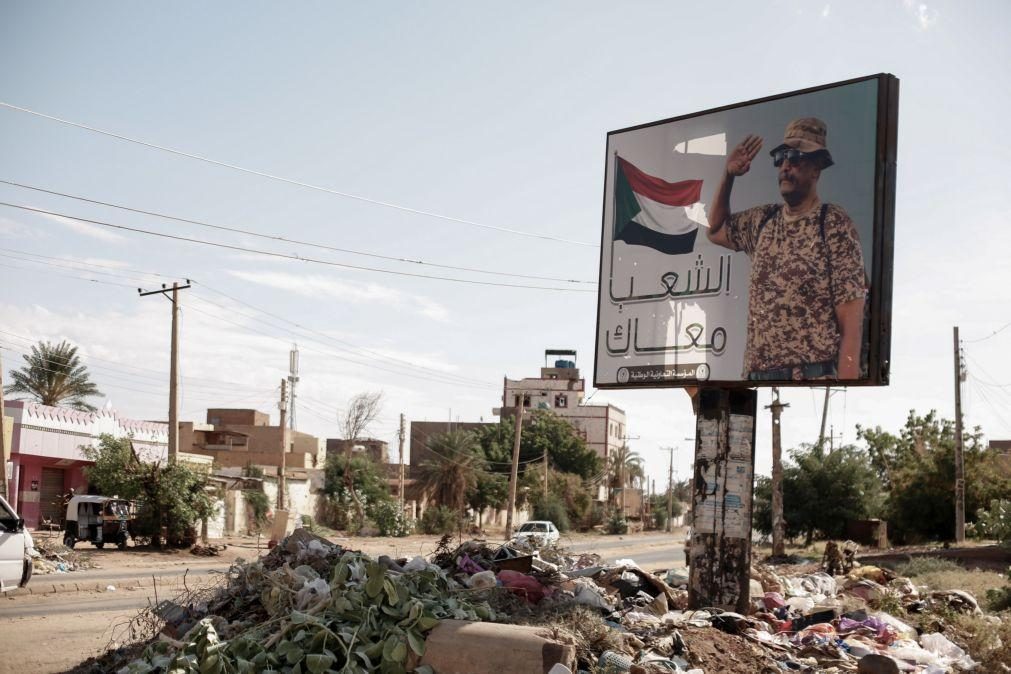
[915,569,1006,604]
[948,612,1011,673]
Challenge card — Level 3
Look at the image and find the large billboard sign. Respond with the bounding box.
[594,74,898,389]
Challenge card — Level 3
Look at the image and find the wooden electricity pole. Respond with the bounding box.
[398,413,406,512]
[766,388,789,558]
[542,448,548,499]
[663,446,675,533]
[953,326,966,543]
[277,379,287,510]
[505,404,524,537]
[139,281,191,461]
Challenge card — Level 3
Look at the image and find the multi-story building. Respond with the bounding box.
[326,438,389,464]
[499,350,627,463]
[181,408,323,469]
[2,400,168,528]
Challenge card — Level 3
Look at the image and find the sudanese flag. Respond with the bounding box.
[613,157,703,255]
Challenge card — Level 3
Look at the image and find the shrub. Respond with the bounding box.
[652,508,668,530]
[986,567,1011,612]
[420,505,461,535]
[973,499,1011,548]
[369,500,413,537]
[532,497,570,533]
[895,557,962,577]
[243,489,271,532]
[605,509,628,535]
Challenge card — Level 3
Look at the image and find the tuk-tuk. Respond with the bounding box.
[63,495,135,550]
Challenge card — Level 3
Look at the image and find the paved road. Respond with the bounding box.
[1,590,157,617]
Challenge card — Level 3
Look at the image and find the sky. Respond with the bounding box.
[2,1,1010,490]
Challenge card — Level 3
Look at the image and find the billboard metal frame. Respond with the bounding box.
[593,73,899,389]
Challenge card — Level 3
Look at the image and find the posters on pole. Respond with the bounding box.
[594,75,898,388]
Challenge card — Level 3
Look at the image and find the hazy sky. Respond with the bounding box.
[2,1,1009,488]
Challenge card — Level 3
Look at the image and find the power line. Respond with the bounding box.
[192,282,493,388]
[0,102,596,247]
[0,328,283,390]
[965,321,1011,344]
[1,250,495,387]
[0,259,137,288]
[0,201,596,292]
[0,180,596,284]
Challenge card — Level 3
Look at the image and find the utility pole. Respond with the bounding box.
[277,379,287,510]
[0,348,8,501]
[505,404,524,537]
[662,446,675,533]
[766,388,789,558]
[398,413,406,513]
[139,280,191,461]
[818,386,830,451]
[953,326,966,543]
[283,345,299,513]
[542,448,548,499]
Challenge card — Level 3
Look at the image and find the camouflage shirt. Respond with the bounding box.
[724,201,866,374]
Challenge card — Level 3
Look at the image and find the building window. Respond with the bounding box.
[555,394,568,408]
[514,394,531,408]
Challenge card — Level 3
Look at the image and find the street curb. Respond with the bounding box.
[8,569,222,598]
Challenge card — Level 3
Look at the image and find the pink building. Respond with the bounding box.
[3,400,167,529]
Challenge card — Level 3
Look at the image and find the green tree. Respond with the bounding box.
[607,445,644,504]
[5,340,103,411]
[417,430,483,514]
[752,443,884,545]
[323,453,392,531]
[467,472,508,529]
[858,410,1007,542]
[476,410,602,480]
[82,435,215,547]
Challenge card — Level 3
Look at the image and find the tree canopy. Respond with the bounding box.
[5,340,103,411]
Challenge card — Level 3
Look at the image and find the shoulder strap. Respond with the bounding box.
[818,204,836,306]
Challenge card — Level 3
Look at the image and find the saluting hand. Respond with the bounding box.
[726,134,763,177]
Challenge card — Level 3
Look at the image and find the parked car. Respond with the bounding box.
[0,495,34,592]
[512,520,560,546]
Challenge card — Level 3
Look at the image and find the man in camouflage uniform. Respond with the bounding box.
[707,118,866,381]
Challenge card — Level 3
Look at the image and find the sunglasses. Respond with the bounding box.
[771,148,820,167]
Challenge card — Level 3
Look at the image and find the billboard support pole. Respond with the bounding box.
[687,387,757,613]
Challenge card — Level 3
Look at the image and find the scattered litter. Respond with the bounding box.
[189,543,227,556]
[105,585,116,592]
[65,534,1001,674]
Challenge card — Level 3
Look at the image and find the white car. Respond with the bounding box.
[513,520,561,547]
[0,495,33,592]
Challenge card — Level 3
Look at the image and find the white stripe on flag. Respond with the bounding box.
[631,195,708,236]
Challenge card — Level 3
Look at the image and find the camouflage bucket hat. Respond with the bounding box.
[771,117,834,168]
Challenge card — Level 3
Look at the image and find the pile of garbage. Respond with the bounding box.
[30,536,95,574]
[74,533,999,674]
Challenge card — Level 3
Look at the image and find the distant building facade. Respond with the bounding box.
[499,350,627,462]
[182,408,323,470]
[326,438,389,464]
[2,400,167,528]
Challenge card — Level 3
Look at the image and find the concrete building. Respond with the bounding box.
[181,408,323,470]
[499,350,627,463]
[2,400,168,528]
[326,438,389,464]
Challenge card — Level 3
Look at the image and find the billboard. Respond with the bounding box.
[594,74,898,389]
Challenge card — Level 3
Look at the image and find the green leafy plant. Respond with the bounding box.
[605,509,628,535]
[973,499,1011,548]
[419,505,461,535]
[369,500,413,537]
[243,488,271,532]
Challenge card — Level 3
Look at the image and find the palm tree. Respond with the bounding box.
[417,430,483,514]
[607,445,644,511]
[5,340,103,411]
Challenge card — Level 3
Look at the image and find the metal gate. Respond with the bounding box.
[39,467,65,524]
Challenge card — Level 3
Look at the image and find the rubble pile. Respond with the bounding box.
[103,530,498,674]
[30,536,95,574]
[73,534,1002,673]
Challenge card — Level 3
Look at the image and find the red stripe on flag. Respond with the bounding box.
[618,157,702,206]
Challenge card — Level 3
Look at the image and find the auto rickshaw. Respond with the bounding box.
[63,495,135,550]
